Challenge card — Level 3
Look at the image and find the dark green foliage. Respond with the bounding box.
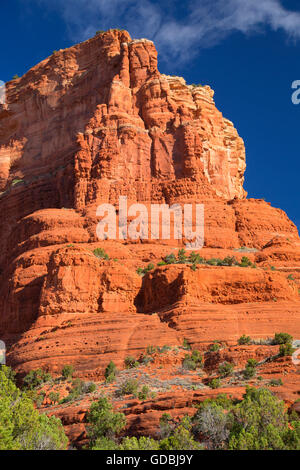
[239,256,253,267]
[120,436,159,450]
[137,263,155,276]
[138,385,151,400]
[159,415,203,450]
[268,378,283,387]
[124,356,139,369]
[23,369,52,390]
[61,364,74,380]
[87,397,126,446]
[164,253,177,264]
[273,332,293,345]
[105,361,117,383]
[49,392,60,404]
[238,334,252,345]
[279,343,294,357]
[182,338,191,350]
[218,361,234,378]
[93,247,109,260]
[0,368,67,450]
[182,350,203,370]
[208,378,221,389]
[118,379,139,396]
[60,379,96,403]
[209,341,221,352]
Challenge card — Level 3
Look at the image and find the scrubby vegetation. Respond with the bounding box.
[157,250,256,270]
[238,334,252,345]
[86,387,300,450]
[23,369,52,390]
[0,366,67,450]
[93,247,109,260]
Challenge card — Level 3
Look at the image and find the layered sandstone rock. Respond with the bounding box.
[0,29,299,384]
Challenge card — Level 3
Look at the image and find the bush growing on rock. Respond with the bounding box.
[118,379,139,396]
[273,332,293,345]
[279,343,294,357]
[238,335,252,345]
[23,369,52,390]
[124,355,139,369]
[49,392,60,404]
[159,416,203,450]
[0,368,67,450]
[193,403,232,449]
[136,263,154,276]
[242,359,258,380]
[105,361,117,382]
[138,385,151,400]
[192,387,300,450]
[218,361,234,378]
[93,247,109,260]
[87,397,126,446]
[208,378,221,389]
[209,341,221,352]
[61,364,74,380]
[182,350,203,370]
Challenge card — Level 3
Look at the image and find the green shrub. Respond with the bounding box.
[138,385,151,400]
[49,392,60,404]
[61,364,74,380]
[105,361,117,382]
[182,357,197,371]
[124,356,139,369]
[218,362,234,378]
[164,253,177,264]
[87,397,126,445]
[209,341,221,352]
[159,416,203,450]
[246,359,257,368]
[137,263,155,276]
[146,345,157,355]
[239,256,253,267]
[183,338,191,350]
[177,249,187,263]
[243,365,256,380]
[193,402,231,449]
[0,368,67,450]
[93,248,109,260]
[120,436,159,450]
[23,369,52,390]
[279,343,294,357]
[182,350,203,370]
[268,378,283,387]
[118,379,139,396]
[273,333,293,345]
[208,378,221,389]
[238,335,252,345]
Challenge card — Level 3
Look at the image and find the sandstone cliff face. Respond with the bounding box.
[0,29,299,382]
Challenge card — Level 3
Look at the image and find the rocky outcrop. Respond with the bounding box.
[0,29,299,383]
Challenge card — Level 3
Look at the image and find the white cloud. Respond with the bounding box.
[31,0,300,63]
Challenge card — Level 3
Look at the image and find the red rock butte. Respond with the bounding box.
[0,29,299,379]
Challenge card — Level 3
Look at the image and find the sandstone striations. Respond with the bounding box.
[0,30,299,443]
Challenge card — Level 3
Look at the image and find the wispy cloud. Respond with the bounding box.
[31,0,300,63]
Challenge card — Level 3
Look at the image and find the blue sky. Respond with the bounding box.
[0,0,299,230]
